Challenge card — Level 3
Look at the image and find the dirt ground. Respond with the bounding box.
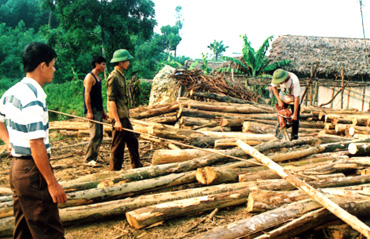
[0,121,337,239]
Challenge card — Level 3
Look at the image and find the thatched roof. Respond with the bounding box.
[268,35,370,80]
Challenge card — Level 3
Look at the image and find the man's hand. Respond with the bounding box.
[292,113,298,121]
[103,112,108,120]
[48,182,67,203]
[114,120,122,131]
[278,99,285,108]
[87,112,94,120]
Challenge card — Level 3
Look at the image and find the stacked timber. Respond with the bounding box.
[2,96,370,238]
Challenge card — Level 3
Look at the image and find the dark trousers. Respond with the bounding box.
[109,117,142,171]
[286,103,301,138]
[85,110,103,162]
[10,158,64,239]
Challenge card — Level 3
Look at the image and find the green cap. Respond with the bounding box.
[272,69,289,84]
[110,49,134,63]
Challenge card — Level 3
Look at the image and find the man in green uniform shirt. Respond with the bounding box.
[107,49,143,171]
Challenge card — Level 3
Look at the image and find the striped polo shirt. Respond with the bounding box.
[0,77,50,157]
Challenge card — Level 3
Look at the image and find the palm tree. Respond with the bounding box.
[218,35,290,77]
[207,40,229,61]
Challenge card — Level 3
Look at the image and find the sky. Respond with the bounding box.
[152,0,370,59]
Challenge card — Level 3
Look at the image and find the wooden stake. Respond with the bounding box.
[236,140,370,238]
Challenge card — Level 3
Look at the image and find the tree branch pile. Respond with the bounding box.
[173,69,261,103]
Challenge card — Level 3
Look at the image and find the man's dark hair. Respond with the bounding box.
[91,55,106,69]
[22,42,57,73]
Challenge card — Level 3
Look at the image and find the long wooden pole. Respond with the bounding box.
[236,140,370,238]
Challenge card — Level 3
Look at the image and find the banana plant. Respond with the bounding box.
[218,35,290,77]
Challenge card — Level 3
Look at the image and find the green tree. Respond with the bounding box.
[0,0,58,30]
[207,40,229,61]
[0,21,45,79]
[42,0,157,82]
[161,6,183,57]
[218,35,290,76]
[131,33,167,79]
[201,53,212,75]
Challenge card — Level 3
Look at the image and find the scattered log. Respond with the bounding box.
[199,131,276,142]
[214,138,261,149]
[0,188,11,196]
[239,156,349,182]
[348,125,370,136]
[126,187,250,229]
[152,149,216,165]
[242,121,275,134]
[236,140,370,238]
[195,166,238,185]
[187,101,272,114]
[131,102,183,119]
[63,171,196,206]
[193,195,370,239]
[190,91,257,104]
[247,187,367,212]
[253,208,332,239]
[0,182,254,237]
[145,112,178,125]
[178,116,219,127]
[321,138,370,152]
[348,143,370,156]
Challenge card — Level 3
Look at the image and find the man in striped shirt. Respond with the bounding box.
[0,42,66,239]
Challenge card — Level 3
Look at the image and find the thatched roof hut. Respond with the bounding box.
[268,35,370,81]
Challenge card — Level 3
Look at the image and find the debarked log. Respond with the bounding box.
[196,166,238,185]
[214,138,261,149]
[348,143,370,156]
[152,149,216,165]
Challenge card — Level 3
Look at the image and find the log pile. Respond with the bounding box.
[1,95,370,238]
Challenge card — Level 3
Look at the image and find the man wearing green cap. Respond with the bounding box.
[106,49,143,171]
[271,69,301,140]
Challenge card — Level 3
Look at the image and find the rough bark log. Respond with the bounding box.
[178,116,220,127]
[193,195,370,239]
[236,140,370,238]
[126,187,250,229]
[190,91,257,104]
[0,172,197,218]
[0,184,255,237]
[253,208,332,239]
[268,146,325,163]
[239,156,348,182]
[145,112,178,125]
[60,137,317,192]
[131,102,183,119]
[247,187,365,212]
